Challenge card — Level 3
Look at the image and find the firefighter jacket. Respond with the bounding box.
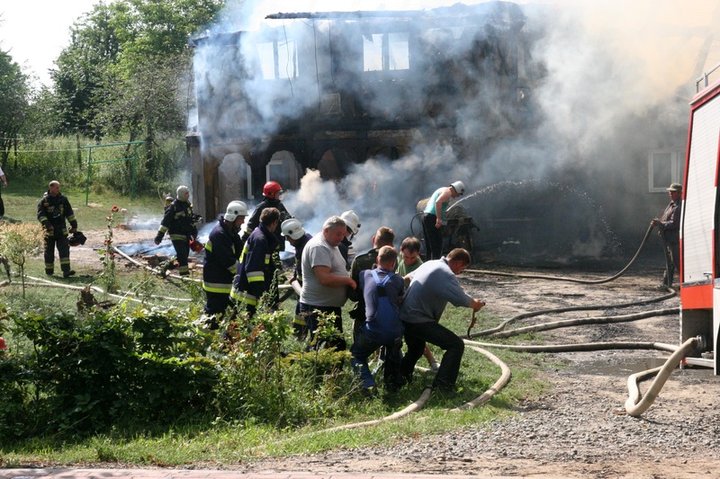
[231,223,278,307]
[37,191,77,235]
[157,199,197,242]
[202,217,244,294]
[243,197,291,251]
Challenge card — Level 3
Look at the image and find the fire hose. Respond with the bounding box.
[469,288,676,338]
[465,223,657,284]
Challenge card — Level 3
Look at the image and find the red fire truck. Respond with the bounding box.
[680,64,720,374]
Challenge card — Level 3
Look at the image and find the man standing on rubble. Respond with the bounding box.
[651,182,682,288]
[154,185,199,276]
[37,180,79,278]
[422,180,466,260]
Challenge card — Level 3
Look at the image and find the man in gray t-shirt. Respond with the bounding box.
[299,216,357,349]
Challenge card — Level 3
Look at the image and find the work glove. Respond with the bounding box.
[45,226,54,237]
[154,233,163,245]
[69,227,77,234]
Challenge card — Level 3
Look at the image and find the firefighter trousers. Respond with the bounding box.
[44,232,71,275]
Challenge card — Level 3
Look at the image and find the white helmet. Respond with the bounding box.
[176,185,190,202]
[450,180,466,195]
[224,200,248,222]
[281,218,305,240]
[340,210,361,235]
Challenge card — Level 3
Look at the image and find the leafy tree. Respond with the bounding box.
[0,50,29,170]
[52,0,224,180]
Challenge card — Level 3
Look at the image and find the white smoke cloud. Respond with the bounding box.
[193,0,720,254]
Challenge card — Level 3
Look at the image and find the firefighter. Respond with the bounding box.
[338,209,361,269]
[37,180,78,277]
[242,180,292,249]
[651,182,682,288]
[281,217,312,337]
[231,207,280,316]
[154,185,198,276]
[202,201,248,327]
[422,180,466,260]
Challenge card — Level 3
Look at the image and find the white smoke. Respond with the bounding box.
[193,0,720,252]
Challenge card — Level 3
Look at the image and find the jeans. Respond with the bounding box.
[350,327,403,389]
[400,320,464,390]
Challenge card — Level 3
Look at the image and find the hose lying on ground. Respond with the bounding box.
[487,308,679,339]
[465,223,656,285]
[453,344,512,411]
[624,336,701,417]
[112,244,294,293]
[470,288,676,338]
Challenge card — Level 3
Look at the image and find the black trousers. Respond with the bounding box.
[422,213,443,260]
[44,231,71,274]
[172,239,190,275]
[298,303,346,350]
[401,320,465,390]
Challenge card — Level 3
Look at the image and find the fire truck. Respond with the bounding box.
[680,63,720,374]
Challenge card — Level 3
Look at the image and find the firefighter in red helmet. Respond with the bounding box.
[242,180,292,251]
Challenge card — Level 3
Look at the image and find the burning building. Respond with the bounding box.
[187,1,539,222]
[187,0,720,265]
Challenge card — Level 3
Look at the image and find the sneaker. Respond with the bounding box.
[63,270,76,278]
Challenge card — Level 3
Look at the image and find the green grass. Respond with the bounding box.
[0,184,551,468]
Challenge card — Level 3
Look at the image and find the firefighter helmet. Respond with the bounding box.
[224,201,248,222]
[340,210,361,235]
[262,181,283,197]
[450,180,466,195]
[176,185,190,202]
[68,231,87,247]
[281,218,305,240]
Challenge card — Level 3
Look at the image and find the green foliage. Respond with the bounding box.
[0,222,44,297]
[5,306,218,439]
[216,309,355,428]
[0,50,29,168]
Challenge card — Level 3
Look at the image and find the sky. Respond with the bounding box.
[0,0,99,87]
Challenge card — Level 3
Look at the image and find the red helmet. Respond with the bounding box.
[263,181,283,197]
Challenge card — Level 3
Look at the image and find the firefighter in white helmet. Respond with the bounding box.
[155,185,199,276]
[281,218,313,337]
[422,180,466,260]
[202,200,248,327]
[339,209,361,269]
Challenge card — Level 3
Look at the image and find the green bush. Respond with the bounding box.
[6,306,218,438]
